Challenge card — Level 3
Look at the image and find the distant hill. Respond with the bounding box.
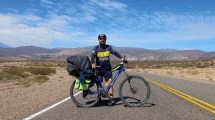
[0,42,11,48]
[0,45,215,60]
[0,46,61,57]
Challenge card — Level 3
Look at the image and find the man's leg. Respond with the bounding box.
[106,78,115,105]
[106,79,113,97]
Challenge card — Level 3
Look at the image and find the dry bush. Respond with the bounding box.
[0,63,56,87]
[34,76,49,84]
[26,59,66,67]
[166,71,174,75]
[206,75,213,81]
[28,67,56,75]
[2,66,29,78]
[111,59,215,69]
[0,72,21,80]
[134,65,140,69]
[186,68,200,75]
[15,76,49,87]
[16,79,32,87]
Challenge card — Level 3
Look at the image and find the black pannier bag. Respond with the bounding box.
[66,62,79,77]
[66,55,95,89]
[67,55,91,77]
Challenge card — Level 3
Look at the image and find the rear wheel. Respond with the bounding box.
[70,80,100,107]
[119,75,151,107]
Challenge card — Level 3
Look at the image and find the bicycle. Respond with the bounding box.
[70,60,151,107]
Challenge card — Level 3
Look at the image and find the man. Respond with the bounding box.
[91,34,124,105]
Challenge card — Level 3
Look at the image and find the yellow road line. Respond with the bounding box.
[147,79,215,114]
[148,79,215,109]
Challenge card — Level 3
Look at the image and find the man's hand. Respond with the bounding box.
[121,56,128,63]
[92,63,96,69]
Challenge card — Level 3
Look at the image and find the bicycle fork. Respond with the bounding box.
[127,77,138,94]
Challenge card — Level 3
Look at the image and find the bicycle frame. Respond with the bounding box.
[91,63,129,96]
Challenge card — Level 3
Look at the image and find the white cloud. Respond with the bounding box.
[5,8,18,13]
[37,15,71,30]
[100,11,215,47]
[89,0,127,11]
[0,13,84,47]
[40,0,55,8]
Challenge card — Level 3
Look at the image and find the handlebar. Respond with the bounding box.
[120,55,128,64]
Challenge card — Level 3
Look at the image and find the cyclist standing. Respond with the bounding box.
[91,34,124,105]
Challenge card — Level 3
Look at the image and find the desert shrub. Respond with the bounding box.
[16,76,49,87]
[201,62,210,68]
[195,62,202,68]
[195,62,210,68]
[28,67,56,75]
[206,75,213,81]
[153,64,162,69]
[210,61,214,66]
[166,71,174,75]
[175,63,183,67]
[15,76,49,87]
[2,67,29,78]
[17,79,32,87]
[186,68,200,75]
[134,65,140,69]
[34,76,49,84]
[0,72,21,80]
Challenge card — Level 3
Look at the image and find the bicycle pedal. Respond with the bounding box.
[101,92,108,98]
[102,94,108,98]
[98,88,108,97]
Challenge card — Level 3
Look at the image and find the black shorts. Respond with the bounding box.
[100,70,112,82]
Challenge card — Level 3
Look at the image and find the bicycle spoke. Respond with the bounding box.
[70,81,100,107]
[119,75,151,107]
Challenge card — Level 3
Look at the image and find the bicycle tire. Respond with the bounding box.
[119,75,151,107]
[70,80,100,107]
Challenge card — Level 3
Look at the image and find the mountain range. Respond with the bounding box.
[0,42,11,48]
[0,45,215,60]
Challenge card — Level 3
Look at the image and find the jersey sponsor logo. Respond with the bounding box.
[97,51,110,57]
[99,57,109,61]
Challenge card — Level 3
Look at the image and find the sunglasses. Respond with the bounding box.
[99,38,106,40]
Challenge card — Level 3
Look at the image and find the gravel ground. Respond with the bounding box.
[0,68,74,120]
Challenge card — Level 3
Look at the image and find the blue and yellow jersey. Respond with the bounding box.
[91,45,122,70]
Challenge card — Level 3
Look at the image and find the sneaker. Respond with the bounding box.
[83,89,92,98]
[83,90,88,98]
[108,99,115,106]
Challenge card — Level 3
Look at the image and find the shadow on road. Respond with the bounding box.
[93,97,155,107]
[93,97,123,107]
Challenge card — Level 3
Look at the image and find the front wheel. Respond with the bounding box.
[119,75,151,107]
[70,80,100,107]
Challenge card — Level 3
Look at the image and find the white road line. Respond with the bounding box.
[23,91,82,120]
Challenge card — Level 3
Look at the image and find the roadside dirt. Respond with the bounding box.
[0,67,74,120]
[128,67,215,83]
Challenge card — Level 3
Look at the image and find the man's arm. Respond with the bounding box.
[110,46,123,60]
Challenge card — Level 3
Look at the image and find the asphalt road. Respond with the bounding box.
[17,72,215,120]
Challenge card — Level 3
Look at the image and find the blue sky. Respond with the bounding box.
[0,0,215,51]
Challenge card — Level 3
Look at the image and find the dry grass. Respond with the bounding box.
[27,67,56,75]
[15,76,49,87]
[34,76,49,84]
[127,67,215,82]
[124,59,215,82]
[1,67,29,79]
[0,63,56,87]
